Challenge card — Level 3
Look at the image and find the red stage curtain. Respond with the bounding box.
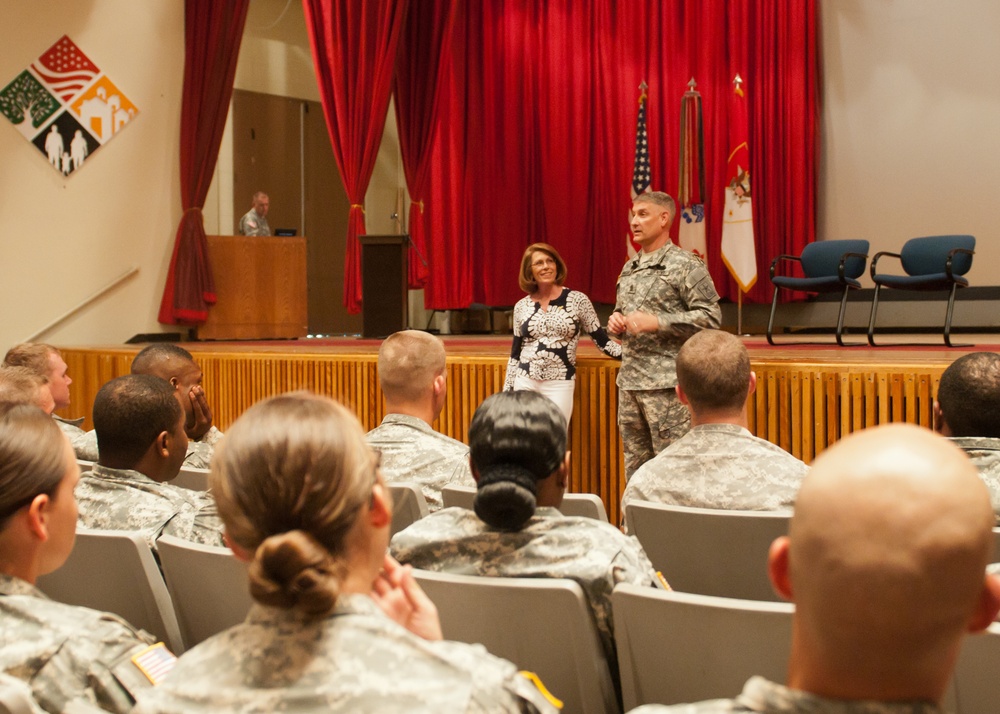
[304,0,408,314]
[158,0,249,325]
[420,0,818,309]
[392,0,455,289]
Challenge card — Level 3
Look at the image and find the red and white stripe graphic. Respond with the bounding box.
[30,35,100,103]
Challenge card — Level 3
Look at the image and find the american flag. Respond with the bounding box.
[627,81,651,257]
[131,643,177,685]
[30,35,100,103]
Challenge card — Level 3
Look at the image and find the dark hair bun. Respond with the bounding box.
[474,464,538,531]
[248,531,345,616]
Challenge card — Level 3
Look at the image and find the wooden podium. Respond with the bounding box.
[197,235,308,340]
[360,234,409,338]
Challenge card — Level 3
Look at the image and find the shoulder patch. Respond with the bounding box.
[131,643,177,685]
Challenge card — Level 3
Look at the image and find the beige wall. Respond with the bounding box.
[0,1,184,349]
[3,0,997,353]
[820,0,999,287]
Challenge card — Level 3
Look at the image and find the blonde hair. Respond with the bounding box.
[0,366,49,408]
[377,331,446,404]
[211,392,377,616]
[3,343,58,381]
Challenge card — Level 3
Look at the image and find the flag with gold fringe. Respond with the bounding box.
[720,73,757,292]
[678,78,706,259]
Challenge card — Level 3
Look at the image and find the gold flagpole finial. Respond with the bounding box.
[733,73,743,89]
[687,77,697,91]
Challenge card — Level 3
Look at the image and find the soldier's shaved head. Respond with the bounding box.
[377,331,446,406]
[771,423,1000,702]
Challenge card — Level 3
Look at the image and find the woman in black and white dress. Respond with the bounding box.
[504,243,621,423]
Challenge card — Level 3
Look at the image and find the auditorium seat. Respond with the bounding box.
[157,535,252,648]
[625,500,790,601]
[413,569,619,714]
[612,583,792,710]
[387,482,429,537]
[950,621,1000,714]
[36,528,184,653]
[171,465,210,492]
[442,484,610,522]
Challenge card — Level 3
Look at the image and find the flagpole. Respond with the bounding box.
[737,288,743,336]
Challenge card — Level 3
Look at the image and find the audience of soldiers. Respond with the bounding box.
[3,334,1000,713]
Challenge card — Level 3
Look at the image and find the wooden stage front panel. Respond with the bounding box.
[59,341,959,526]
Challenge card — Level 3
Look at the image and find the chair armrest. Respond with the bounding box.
[945,247,975,280]
[769,254,801,280]
[837,252,868,281]
[869,250,901,279]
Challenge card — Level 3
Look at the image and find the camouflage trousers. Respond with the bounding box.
[618,388,690,479]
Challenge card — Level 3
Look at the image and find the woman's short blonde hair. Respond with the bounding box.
[518,243,567,293]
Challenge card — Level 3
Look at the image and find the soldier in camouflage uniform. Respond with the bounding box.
[934,351,1000,523]
[391,391,658,682]
[134,392,556,713]
[238,191,271,236]
[608,192,721,479]
[367,330,474,511]
[75,375,224,549]
[0,403,175,713]
[2,343,96,461]
[76,343,224,468]
[622,331,806,521]
[630,424,1000,714]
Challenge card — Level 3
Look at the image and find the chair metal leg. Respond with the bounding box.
[835,285,851,347]
[867,284,881,347]
[944,283,958,347]
[766,287,780,346]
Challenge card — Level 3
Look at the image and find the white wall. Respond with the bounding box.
[0,1,184,348]
[820,0,1000,286]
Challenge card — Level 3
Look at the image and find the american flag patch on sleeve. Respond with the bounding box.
[131,643,177,685]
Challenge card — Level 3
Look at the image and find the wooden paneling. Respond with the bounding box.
[197,236,307,340]
[59,346,952,528]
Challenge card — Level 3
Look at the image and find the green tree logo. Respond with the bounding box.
[0,71,59,129]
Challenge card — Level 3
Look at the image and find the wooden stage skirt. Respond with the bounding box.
[59,336,983,526]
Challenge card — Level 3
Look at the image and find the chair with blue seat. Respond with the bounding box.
[867,234,975,347]
[767,239,869,346]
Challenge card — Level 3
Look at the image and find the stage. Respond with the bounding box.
[58,333,993,525]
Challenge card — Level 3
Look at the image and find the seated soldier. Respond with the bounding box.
[0,365,55,414]
[621,330,806,518]
[3,343,92,459]
[934,351,1000,522]
[391,390,658,687]
[78,344,222,468]
[366,330,474,510]
[0,403,175,713]
[75,374,224,549]
[631,423,1000,713]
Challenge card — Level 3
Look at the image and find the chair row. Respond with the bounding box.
[34,527,1000,712]
[767,234,975,347]
[624,501,1000,603]
[416,573,1000,714]
[36,528,252,655]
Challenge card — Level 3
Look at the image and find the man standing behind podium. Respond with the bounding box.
[238,191,271,236]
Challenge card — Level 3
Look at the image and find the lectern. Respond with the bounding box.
[359,234,409,338]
